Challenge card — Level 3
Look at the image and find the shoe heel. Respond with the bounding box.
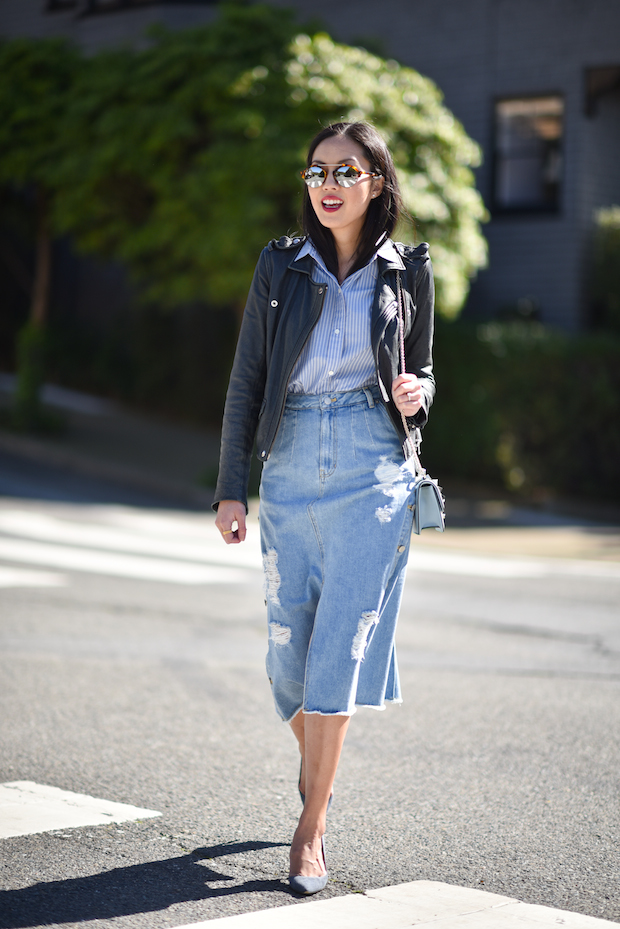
[288,836,328,896]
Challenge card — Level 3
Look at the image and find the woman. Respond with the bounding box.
[214,121,435,895]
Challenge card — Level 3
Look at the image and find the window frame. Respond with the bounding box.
[491,92,565,217]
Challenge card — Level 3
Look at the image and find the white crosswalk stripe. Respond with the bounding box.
[1,505,619,587]
[0,781,160,839]
[0,537,251,585]
[0,507,262,586]
[0,510,262,568]
[409,546,620,580]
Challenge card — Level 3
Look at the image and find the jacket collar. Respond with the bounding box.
[288,238,314,275]
[372,239,405,347]
[375,237,406,272]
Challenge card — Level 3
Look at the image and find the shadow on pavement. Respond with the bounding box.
[0,841,294,929]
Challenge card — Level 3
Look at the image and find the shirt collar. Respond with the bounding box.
[294,236,398,267]
[294,238,316,262]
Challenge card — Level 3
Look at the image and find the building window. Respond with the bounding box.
[493,96,564,212]
[585,66,620,116]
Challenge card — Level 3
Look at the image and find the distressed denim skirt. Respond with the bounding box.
[259,386,417,721]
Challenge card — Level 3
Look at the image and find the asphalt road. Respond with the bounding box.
[0,459,619,929]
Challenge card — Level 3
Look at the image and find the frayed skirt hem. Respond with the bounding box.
[280,698,403,722]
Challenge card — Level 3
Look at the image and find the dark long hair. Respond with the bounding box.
[301,122,403,279]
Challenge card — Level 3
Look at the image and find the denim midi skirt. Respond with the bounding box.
[259,386,417,721]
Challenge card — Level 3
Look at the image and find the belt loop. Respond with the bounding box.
[363,387,375,409]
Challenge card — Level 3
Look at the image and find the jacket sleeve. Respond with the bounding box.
[212,247,272,511]
[405,251,435,430]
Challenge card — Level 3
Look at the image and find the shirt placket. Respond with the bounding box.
[326,286,346,384]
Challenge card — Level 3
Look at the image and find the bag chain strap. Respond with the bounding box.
[395,270,423,473]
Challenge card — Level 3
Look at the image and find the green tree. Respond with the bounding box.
[54,3,486,320]
[276,33,488,318]
[54,3,307,312]
[0,37,80,428]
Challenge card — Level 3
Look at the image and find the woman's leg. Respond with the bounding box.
[289,710,306,794]
[289,712,350,877]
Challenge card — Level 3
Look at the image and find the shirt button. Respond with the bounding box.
[328,371,334,376]
[335,329,340,334]
[398,545,406,553]
[270,300,278,307]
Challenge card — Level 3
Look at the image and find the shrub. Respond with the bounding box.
[423,321,620,503]
[592,206,620,333]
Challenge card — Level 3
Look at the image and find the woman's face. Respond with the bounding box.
[307,136,384,243]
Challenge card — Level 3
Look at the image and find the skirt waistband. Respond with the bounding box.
[285,385,382,411]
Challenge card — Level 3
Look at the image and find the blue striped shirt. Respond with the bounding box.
[288,238,399,395]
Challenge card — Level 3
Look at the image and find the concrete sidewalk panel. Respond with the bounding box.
[417,908,614,927]
[485,902,619,927]
[172,892,416,928]
[368,882,619,926]
[368,879,518,915]
[171,881,619,929]
[420,906,619,927]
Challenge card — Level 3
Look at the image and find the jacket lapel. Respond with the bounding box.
[371,249,406,348]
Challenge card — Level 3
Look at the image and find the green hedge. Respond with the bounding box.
[592,206,620,333]
[422,321,620,503]
[42,303,237,430]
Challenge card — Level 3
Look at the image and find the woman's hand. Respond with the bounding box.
[391,374,423,417]
[215,500,247,544]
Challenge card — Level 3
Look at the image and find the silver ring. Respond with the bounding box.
[407,392,414,400]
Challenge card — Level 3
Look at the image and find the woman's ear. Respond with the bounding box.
[371,175,385,198]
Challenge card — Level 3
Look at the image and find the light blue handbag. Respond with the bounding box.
[411,467,445,534]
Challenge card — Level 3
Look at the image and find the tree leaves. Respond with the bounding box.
[0,4,487,318]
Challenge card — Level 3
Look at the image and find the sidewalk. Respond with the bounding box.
[0,377,219,507]
[172,880,619,928]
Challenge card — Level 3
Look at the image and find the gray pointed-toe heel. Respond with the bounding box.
[288,835,328,896]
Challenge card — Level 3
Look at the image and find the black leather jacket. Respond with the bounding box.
[213,236,435,510]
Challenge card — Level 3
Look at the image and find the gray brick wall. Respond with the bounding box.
[0,2,217,52]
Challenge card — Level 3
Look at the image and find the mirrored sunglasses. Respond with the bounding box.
[300,163,382,189]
